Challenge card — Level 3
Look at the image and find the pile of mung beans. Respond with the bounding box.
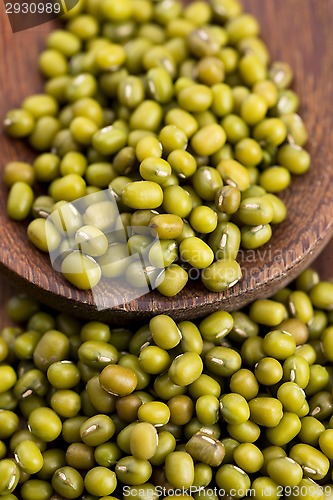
[3,0,311,295]
[0,267,333,499]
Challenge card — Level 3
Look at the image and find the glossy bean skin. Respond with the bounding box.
[28,407,62,442]
[0,459,21,495]
[165,451,194,489]
[7,182,34,221]
[33,330,70,372]
[27,218,61,253]
[100,365,138,397]
[150,315,182,350]
[220,393,250,425]
[122,181,163,209]
[267,457,303,487]
[205,346,242,377]
[215,463,251,497]
[52,465,84,498]
[84,466,117,496]
[249,397,283,427]
[61,251,102,290]
[265,413,302,447]
[233,443,264,474]
[186,433,225,467]
[168,352,203,386]
[130,422,158,460]
[289,444,330,480]
[4,161,36,188]
[115,455,152,485]
[80,415,115,447]
[201,259,242,292]
[14,440,44,474]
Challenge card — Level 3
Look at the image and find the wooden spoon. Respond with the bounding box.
[1,0,333,325]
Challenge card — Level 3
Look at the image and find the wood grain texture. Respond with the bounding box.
[0,0,333,325]
[1,237,333,329]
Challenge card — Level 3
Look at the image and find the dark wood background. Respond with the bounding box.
[0,0,333,325]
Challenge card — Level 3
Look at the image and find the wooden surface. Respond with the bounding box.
[0,236,332,329]
[1,0,333,325]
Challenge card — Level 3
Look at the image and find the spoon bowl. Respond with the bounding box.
[1,0,333,325]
